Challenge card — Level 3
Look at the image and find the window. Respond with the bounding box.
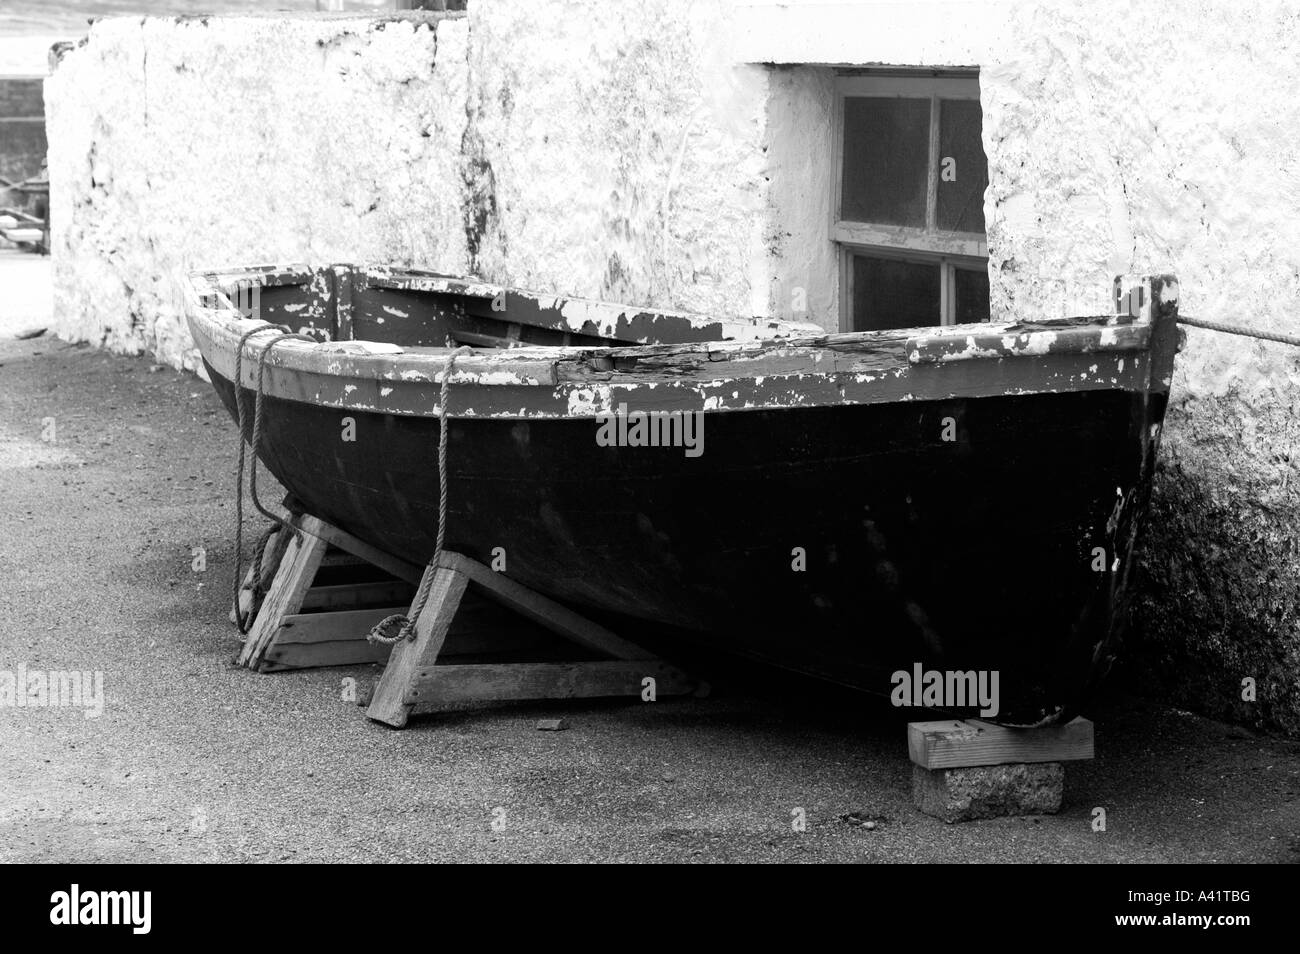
[834,71,990,331]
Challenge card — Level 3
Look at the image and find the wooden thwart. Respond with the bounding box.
[364,550,696,728]
[907,717,1094,770]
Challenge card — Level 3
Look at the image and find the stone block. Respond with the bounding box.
[913,761,1064,823]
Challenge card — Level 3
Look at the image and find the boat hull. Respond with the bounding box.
[208,367,1165,726]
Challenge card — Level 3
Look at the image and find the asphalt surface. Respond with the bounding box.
[1,334,1298,863]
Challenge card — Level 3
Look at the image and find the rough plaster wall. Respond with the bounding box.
[744,0,1300,734]
[981,0,1300,736]
[463,0,771,318]
[46,14,469,371]
[763,66,837,329]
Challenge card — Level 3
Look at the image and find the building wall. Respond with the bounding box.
[45,12,469,371]
[45,0,1300,733]
[464,0,773,319]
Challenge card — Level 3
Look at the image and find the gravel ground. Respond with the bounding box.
[1,334,1298,863]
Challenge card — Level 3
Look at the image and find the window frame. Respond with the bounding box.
[832,70,989,331]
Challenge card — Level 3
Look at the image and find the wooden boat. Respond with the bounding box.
[185,264,1182,726]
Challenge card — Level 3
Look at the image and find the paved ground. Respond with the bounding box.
[1,332,1298,863]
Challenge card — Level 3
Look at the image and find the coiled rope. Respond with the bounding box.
[1177,316,1300,348]
[367,342,474,645]
[231,325,316,634]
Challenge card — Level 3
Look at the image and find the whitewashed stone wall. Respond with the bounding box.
[46,12,469,372]
[46,0,1300,732]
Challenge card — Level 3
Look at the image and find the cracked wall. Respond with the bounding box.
[46,12,469,372]
[462,0,771,319]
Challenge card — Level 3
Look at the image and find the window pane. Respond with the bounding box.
[937,99,988,233]
[953,266,990,324]
[852,255,940,331]
[841,97,930,228]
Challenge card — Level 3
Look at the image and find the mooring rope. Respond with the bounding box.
[231,325,316,634]
[1177,316,1300,348]
[367,343,474,646]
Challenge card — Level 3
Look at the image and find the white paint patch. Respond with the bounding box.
[565,386,612,416]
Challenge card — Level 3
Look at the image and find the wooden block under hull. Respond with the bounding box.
[365,553,698,728]
[907,717,1094,770]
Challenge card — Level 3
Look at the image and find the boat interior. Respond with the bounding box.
[194,263,822,353]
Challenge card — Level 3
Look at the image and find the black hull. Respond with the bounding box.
[211,367,1164,725]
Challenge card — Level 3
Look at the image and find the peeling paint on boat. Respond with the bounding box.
[185,267,1178,423]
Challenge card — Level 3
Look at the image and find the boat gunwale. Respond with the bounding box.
[183,265,1172,420]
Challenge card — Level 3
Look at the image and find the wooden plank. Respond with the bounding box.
[263,638,391,671]
[365,564,468,727]
[907,718,1094,769]
[436,552,657,661]
[301,580,413,610]
[230,525,292,625]
[319,550,367,568]
[406,660,694,706]
[236,527,327,671]
[288,513,423,585]
[273,607,410,645]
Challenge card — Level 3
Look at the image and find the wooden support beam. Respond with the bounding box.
[236,526,328,671]
[286,512,422,585]
[230,524,292,625]
[406,660,692,706]
[365,563,468,728]
[301,580,413,611]
[263,636,392,671]
[274,606,408,645]
[365,552,696,727]
[436,551,656,660]
[229,508,700,728]
[907,717,1094,770]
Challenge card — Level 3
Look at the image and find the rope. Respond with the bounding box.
[1177,315,1300,348]
[368,342,474,645]
[231,325,316,633]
